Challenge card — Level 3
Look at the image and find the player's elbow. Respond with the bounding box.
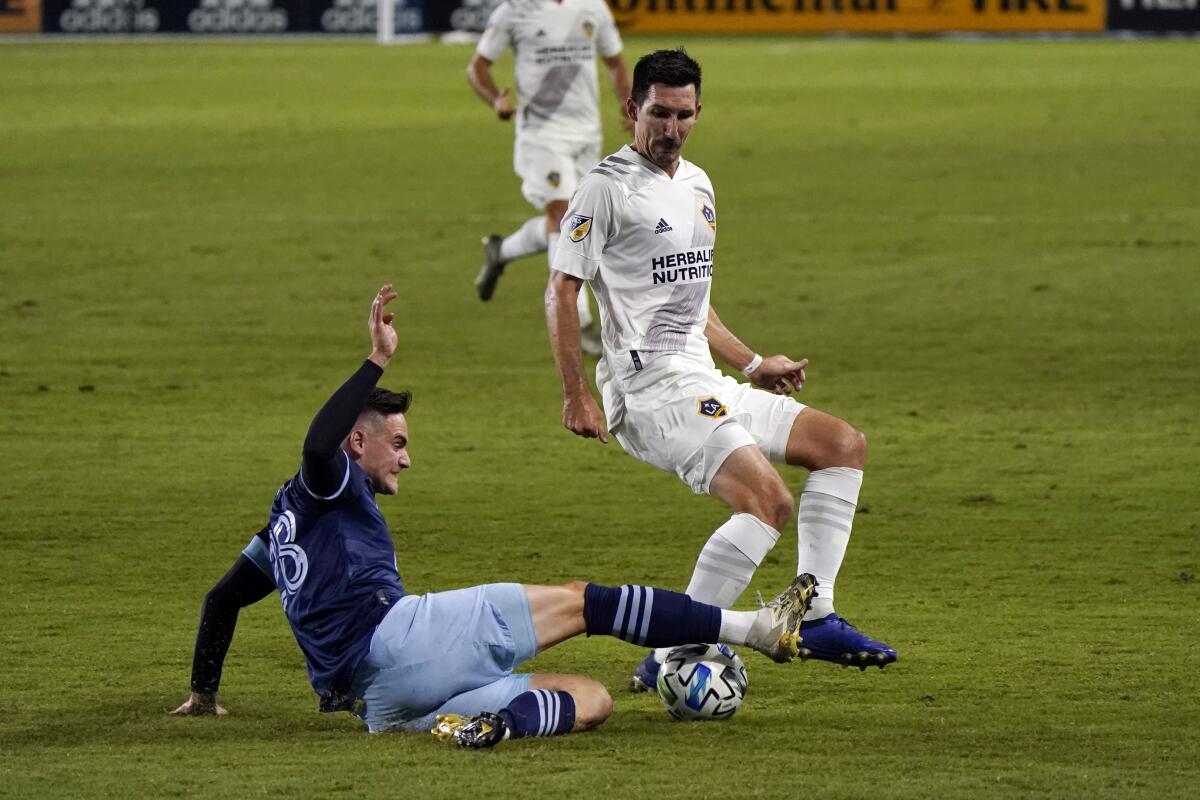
[466,55,490,85]
[201,583,235,616]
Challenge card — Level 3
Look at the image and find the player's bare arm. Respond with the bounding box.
[706,306,808,395]
[546,271,608,443]
[602,54,634,132]
[466,54,515,121]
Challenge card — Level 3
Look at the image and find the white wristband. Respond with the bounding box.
[741,353,763,376]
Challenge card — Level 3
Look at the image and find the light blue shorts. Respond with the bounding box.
[349,583,539,734]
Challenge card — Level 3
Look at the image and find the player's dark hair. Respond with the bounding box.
[365,387,411,417]
[632,48,702,106]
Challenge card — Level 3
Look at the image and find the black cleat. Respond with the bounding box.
[475,235,507,301]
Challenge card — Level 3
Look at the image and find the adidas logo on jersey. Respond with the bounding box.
[536,28,547,36]
[654,218,672,234]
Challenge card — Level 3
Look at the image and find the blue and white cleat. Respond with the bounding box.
[798,614,896,670]
[630,652,660,693]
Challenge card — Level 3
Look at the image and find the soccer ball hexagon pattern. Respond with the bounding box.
[655,644,748,721]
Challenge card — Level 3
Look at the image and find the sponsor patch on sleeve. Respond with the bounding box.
[567,214,593,243]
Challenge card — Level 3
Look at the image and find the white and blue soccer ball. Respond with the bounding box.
[655,644,748,721]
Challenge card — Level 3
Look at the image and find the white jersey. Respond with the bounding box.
[476,0,622,147]
[553,145,719,428]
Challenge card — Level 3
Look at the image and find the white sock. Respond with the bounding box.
[796,467,863,621]
[718,609,758,646]
[654,514,779,661]
[688,513,779,607]
[499,216,547,263]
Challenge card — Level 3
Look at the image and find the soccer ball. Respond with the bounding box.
[655,644,748,721]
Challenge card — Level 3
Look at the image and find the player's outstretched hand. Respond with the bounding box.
[563,393,608,444]
[749,355,808,395]
[170,692,227,717]
[368,284,399,367]
[494,88,516,121]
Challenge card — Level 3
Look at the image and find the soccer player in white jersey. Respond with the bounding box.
[466,0,630,356]
[545,49,897,690]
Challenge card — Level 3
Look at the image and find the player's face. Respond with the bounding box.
[358,413,411,495]
[627,84,701,174]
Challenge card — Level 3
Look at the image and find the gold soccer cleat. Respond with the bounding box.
[431,712,507,749]
[747,574,819,663]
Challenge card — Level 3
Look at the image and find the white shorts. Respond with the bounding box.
[514,136,601,210]
[612,368,806,495]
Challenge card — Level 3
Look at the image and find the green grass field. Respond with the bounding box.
[1,36,1198,799]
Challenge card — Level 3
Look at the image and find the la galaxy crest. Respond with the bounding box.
[547,170,561,188]
[567,214,593,243]
[700,201,716,230]
[582,19,595,38]
[697,397,728,418]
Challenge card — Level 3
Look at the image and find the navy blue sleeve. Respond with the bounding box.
[301,359,384,498]
[190,544,277,696]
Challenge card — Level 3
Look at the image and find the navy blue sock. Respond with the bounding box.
[499,690,576,739]
[583,583,722,647]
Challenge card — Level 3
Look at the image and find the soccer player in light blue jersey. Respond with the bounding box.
[172,285,818,748]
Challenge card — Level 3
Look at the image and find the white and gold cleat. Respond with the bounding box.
[747,574,819,663]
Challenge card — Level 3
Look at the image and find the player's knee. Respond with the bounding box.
[763,483,795,530]
[810,420,866,470]
[554,581,589,620]
[572,682,613,732]
[562,580,590,596]
[745,479,793,530]
[838,425,867,469]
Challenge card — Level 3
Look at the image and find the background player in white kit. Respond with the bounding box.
[466,0,631,355]
[544,49,897,689]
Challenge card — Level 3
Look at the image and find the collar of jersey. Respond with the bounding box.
[622,144,684,180]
